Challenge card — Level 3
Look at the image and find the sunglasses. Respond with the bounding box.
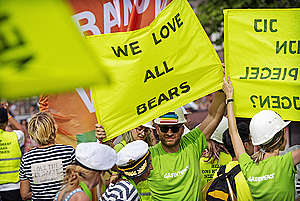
[159,125,182,133]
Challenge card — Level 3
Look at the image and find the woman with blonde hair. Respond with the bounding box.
[113,122,156,152]
[54,142,117,201]
[223,77,300,200]
[19,112,75,201]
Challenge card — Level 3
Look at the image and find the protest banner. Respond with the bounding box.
[40,0,172,147]
[90,0,223,140]
[69,0,172,35]
[224,9,300,121]
[0,0,109,99]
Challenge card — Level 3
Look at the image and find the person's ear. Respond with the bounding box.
[244,142,249,150]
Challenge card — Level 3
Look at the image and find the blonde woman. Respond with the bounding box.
[113,122,156,152]
[223,77,300,200]
[54,142,117,201]
[19,112,75,201]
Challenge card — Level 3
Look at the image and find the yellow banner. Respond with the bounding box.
[224,9,300,121]
[0,0,109,99]
[90,0,223,140]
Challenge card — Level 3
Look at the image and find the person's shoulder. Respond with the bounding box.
[12,130,25,146]
[23,147,38,157]
[149,142,162,155]
[68,191,90,201]
[112,180,138,197]
[54,144,75,151]
[118,180,135,188]
[13,130,24,137]
[276,151,294,165]
[182,127,203,139]
[225,161,239,172]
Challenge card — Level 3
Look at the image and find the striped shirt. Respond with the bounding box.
[102,180,140,201]
[19,144,75,201]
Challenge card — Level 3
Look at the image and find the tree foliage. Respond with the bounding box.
[191,0,300,45]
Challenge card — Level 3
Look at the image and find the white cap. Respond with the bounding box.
[117,140,148,167]
[154,108,186,125]
[142,121,155,129]
[76,142,117,171]
[250,110,290,146]
[210,116,228,144]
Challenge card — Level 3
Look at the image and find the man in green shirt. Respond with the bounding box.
[148,91,225,201]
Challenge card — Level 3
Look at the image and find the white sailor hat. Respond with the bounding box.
[117,140,150,178]
[75,142,117,171]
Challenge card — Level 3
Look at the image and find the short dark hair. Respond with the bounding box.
[0,108,8,124]
[222,122,250,157]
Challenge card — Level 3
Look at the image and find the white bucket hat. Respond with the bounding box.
[154,108,186,125]
[75,142,117,171]
[250,110,290,146]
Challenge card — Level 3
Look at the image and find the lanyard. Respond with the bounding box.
[121,176,141,199]
[79,181,93,201]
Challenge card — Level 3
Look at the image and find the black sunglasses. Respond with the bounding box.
[159,125,182,133]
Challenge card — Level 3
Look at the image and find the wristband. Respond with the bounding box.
[226,98,234,104]
[8,114,13,120]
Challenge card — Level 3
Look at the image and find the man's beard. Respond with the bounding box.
[160,136,181,148]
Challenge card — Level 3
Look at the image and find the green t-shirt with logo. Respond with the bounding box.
[148,127,208,201]
[239,152,296,201]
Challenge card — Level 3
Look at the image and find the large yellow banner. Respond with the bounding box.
[224,9,300,121]
[0,0,109,99]
[90,0,223,140]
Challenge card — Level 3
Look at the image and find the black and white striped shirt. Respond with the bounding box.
[102,180,140,201]
[19,144,75,201]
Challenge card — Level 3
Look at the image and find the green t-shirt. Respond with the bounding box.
[200,152,232,188]
[148,127,208,201]
[239,152,296,201]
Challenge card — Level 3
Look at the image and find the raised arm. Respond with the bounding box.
[222,77,246,159]
[292,148,300,166]
[0,101,26,134]
[198,90,226,140]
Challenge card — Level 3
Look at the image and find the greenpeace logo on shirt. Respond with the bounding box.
[164,165,189,179]
[248,173,275,182]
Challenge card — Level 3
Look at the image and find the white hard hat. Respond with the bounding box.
[210,116,228,144]
[250,110,290,146]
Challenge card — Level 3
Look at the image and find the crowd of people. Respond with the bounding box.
[0,78,299,201]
